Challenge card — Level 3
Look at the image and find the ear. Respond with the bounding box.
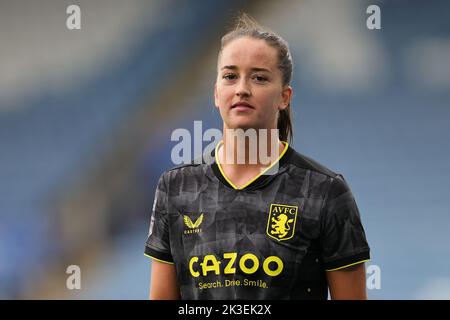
[279,86,292,111]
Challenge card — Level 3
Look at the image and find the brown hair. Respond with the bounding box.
[218,12,294,143]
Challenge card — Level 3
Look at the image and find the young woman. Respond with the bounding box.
[145,13,370,300]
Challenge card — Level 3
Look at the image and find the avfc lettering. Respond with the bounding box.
[271,205,297,215]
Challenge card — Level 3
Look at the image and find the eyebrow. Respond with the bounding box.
[221,65,272,73]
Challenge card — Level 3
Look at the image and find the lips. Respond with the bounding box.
[231,101,255,109]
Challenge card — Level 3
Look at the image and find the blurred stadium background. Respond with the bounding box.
[0,0,449,299]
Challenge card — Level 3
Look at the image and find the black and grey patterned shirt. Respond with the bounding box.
[145,141,370,300]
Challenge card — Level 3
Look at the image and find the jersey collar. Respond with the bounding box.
[210,140,293,191]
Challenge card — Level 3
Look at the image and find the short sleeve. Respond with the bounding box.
[319,174,370,271]
[144,173,174,264]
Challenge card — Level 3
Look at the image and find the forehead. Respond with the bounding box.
[219,37,278,71]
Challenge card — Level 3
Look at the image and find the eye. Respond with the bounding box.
[254,75,268,82]
[222,73,237,80]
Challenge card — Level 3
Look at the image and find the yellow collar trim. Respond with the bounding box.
[215,140,289,190]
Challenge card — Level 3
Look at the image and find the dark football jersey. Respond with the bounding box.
[145,141,370,300]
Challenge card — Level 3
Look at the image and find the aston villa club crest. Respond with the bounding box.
[266,204,298,241]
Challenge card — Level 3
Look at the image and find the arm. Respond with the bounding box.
[149,260,180,300]
[326,262,367,300]
[320,175,370,300]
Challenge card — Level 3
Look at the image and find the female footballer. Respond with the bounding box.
[145,13,370,300]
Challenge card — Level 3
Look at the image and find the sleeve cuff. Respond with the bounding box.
[144,246,174,264]
[324,250,370,271]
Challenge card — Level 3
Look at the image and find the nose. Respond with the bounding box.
[235,78,251,97]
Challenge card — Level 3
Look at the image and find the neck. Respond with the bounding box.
[219,127,285,168]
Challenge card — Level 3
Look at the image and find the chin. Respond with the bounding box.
[226,120,258,132]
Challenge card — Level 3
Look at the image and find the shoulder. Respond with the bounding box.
[286,147,351,195]
[159,151,214,183]
[287,147,339,178]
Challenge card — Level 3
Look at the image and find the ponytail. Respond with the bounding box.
[278,104,293,143]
